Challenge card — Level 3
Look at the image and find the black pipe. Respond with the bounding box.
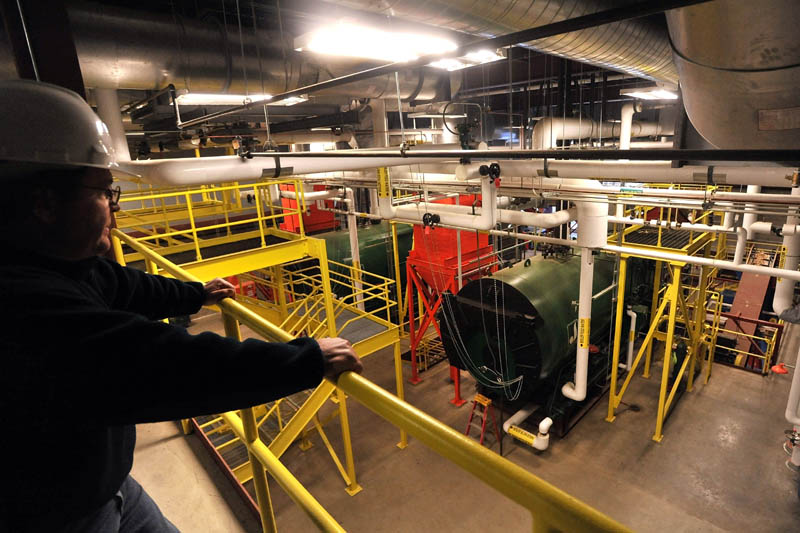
[177,0,712,129]
[248,148,800,163]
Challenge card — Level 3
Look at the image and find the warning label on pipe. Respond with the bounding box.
[579,318,591,348]
[377,167,390,198]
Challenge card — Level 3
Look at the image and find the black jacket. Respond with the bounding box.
[0,247,323,531]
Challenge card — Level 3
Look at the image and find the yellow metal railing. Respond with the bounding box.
[116,180,306,262]
[111,228,631,533]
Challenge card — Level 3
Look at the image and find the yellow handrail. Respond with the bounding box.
[112,228,631,533]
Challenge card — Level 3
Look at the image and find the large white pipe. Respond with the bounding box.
[531,114,664,149]
[501,405,553,452]
[733,226,747,265]
[773,188,800,315]
[379,177,497,230]
[623,307,637,370]
[619,102,643,150]
[456,160,795,188]
[280,188,343,201]
[344,187,365,312]
[743,185,762,239]
[562,246,595,401]
[94,88,131,162]
[416,201,576,229]
[116,154,453,185]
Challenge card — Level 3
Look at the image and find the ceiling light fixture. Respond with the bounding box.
[295,22,457,63]
[174,93,308,107]
[428,49,506,71]
[620,86,679,100]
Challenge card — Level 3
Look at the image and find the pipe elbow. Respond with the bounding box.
[561,382,586,402]
[378,196,396,219]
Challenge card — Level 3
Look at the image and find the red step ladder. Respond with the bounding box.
[464,394,502,448]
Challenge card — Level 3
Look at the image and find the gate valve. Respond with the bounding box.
[478,162,502,183]
[422,212,440,233]
[785,428,800,446]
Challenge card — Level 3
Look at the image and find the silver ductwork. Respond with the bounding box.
[0,1,451,100]
[666,0,800,149]
[320,0,678,83]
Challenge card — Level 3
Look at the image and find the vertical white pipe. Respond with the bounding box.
[743,185,762,239]
[345,188,364,311]
[372,100,389,148]
[457,230,463,289]
[733,226,747,265]
[774,187,800,315]
[619,102,641,151]
[94,88,131,162]
[562,247,594,401]
[625,307,637,370]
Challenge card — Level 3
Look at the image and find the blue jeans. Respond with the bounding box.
[61,476,179,533]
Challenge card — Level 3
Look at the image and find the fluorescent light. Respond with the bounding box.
[175,93,272,106]
[295,22,457,62]
[428,48,506,71]
[174,92,308,107]
[620,87,679,100]
[274,95,308,106]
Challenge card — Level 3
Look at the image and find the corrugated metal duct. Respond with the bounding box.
[0,1,451,100]
[320,0,678,83]
[666,0,800,149]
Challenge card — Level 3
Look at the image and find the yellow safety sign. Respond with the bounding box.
[377,167,390,198]
[579,318,591,348]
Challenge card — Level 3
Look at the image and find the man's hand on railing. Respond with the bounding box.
[318,337,363,379]
[203,277,236,305]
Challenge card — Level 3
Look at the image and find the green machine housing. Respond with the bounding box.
[439,253,616,402]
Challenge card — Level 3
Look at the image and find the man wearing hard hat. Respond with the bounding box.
[0,79,362,532]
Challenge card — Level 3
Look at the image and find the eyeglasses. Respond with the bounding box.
[82,185,122,206]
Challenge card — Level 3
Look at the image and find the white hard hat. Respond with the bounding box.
[0,79,138,178]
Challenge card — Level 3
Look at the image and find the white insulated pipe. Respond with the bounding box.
[94,88,131,162]
[116,155,448,186]
[531,113,662,149]
[501,405,553,452]
[344,187,365,312]
[733,226,747,265]
[773,188,800,315]
[563,247,596,401]
[455,160,795,188]
[414,201,576,229]
[622,307,638,370]
[619,102,643,150]
[743,185,762,239]
[280,188,343,202]
[379,177,497,230]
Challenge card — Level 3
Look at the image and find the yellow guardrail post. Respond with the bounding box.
[606,256,627,423]
[222,312,279,533]
[653,264,681,443]
[644,260,663,378]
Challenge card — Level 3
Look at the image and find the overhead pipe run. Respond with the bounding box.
[379,177,497,230]
[773,188,800,316]
[531,111,665,149]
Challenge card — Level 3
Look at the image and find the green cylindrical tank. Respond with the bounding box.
[316,222,413,292]
[440,254,615,400]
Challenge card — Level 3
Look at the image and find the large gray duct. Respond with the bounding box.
[320,0,678,83]
[666,0,800,149]
[0,1,450,100]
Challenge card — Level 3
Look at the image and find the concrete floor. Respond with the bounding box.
[134,321,800,532]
